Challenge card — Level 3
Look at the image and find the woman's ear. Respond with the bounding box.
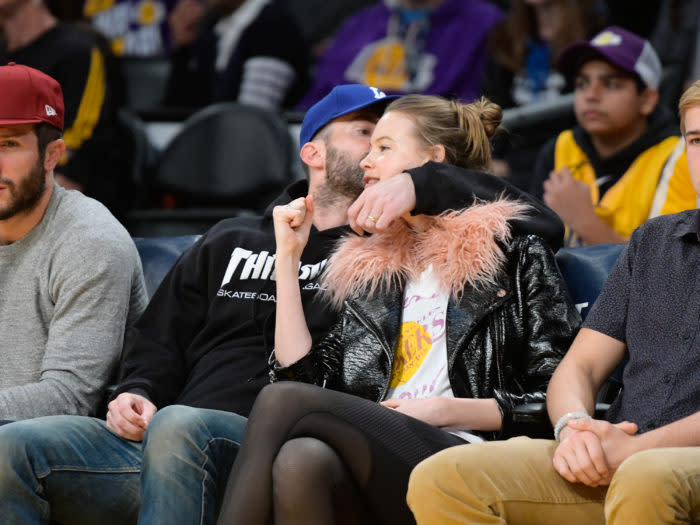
[44,138,66,172]
[431,144,446,163]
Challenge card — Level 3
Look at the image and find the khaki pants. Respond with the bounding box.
[407,437,700,525]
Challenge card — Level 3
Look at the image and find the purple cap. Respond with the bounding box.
[557,26,662,89]
[299,84,399,149]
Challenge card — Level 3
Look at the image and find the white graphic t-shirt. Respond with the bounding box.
[385,265,482,443]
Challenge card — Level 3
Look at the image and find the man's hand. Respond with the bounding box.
[169,0,205,48]
[106,393,157,442]
[542,167,597,234]
[381,397,446,427]
[569,418,640,473]
[348,173,416,235]
[272,196,314,260]
[552,419,638,487]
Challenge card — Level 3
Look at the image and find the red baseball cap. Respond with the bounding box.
[0,62,64,130]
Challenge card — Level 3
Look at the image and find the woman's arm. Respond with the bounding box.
[382,397,503,431]
[272,197,314,366]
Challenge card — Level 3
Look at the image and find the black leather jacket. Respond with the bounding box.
[273,235,581,438]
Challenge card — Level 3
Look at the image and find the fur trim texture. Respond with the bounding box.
[321,199,531,309]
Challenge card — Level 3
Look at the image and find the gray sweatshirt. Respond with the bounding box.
[0,183,147,420]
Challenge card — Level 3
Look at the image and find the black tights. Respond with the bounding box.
[217,382,467,525]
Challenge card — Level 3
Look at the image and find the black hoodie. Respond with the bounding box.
[114,166,564,417]
[531,105,682,199]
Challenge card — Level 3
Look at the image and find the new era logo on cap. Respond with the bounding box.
[299,84,400,149]
[0,63,64,130]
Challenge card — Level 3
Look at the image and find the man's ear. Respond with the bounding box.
[639,88,659,117]
[300,140,325,170]
[430,144,446,163]
[43,138,66,172]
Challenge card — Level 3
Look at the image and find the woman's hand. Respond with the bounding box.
[381,397,448,427]
[273,196,314,260]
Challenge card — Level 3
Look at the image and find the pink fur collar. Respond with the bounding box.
[321,199,530,309]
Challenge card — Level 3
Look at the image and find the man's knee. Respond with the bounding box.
[145,405,200,440]
[142,405,207,461]
[605,449,699,524]
[0,423,41,477]
[609,449,685,500]
[0,417,85,484]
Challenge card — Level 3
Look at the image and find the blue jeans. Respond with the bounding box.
[0,405,247,525]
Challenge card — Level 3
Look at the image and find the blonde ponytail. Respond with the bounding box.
[386,94,502,172]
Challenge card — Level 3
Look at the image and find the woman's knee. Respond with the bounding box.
[272,438,341,495]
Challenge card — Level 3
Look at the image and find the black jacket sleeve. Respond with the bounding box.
[407,161,565,252]
[494,236,581,437]
[531,137,557,200]
[269,329,344,387]
[111,235,211,407]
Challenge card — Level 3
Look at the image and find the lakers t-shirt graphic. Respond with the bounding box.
[385,265,482,442]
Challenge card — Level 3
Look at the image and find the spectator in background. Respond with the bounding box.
[297,0,503,109]
[484,0,606,110]
[0,0,132,220]
[483,0,607,188]
[531,26,697,246]
[84,0,176,57]
[0,63,146,420]
[165,0,309,111]
[284,0,376,59]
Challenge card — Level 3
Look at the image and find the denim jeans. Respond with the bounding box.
[0,405,247,525]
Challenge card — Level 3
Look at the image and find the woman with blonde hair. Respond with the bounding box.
[216,94,580,525]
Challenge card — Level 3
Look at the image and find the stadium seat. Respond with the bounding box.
[125,102,296,237]
[120,56,172,112]
[133,235,201,298]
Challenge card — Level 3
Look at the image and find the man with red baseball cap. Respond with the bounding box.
[0,63,147,420]
[0,0,127,218]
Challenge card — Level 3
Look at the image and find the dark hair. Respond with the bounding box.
[489,0,605,73]
[33,123,62,164]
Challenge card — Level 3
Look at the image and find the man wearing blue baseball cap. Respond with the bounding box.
[531,26,697,247]
[0,84,562,524]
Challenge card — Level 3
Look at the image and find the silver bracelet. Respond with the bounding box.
[553,412,592,442]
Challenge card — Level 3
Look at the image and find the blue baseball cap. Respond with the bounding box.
[299,84,399,149]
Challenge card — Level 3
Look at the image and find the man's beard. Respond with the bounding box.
[314,144,365,208]
[0,158,47,221]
